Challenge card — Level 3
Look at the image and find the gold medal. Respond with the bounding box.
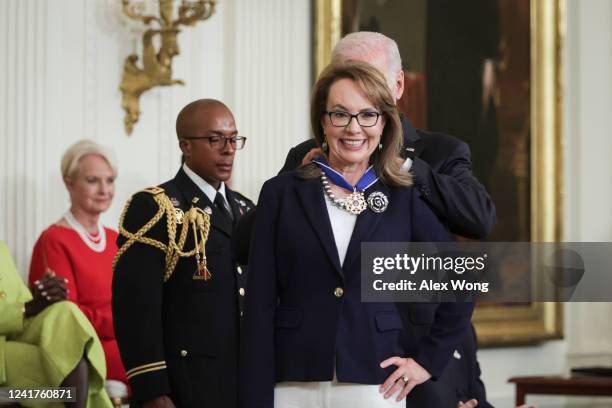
[343,191,367,215]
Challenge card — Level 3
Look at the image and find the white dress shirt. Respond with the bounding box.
[182,163,231,214]
[323,193,357,267]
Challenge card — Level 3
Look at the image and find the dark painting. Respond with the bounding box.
[342,0,532,241]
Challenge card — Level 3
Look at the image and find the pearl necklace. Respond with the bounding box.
[321,173,346,209]
[63,210,106,253]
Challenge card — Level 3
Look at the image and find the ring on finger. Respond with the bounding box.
[401,375,409,383]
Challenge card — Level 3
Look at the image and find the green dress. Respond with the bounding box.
[0,241,113,407]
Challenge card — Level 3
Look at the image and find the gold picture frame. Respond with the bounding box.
[314,0,564,346]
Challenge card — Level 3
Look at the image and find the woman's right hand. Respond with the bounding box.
[25,268,68,317]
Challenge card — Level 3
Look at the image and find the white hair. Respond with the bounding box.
[61,139,118,180]
[331,31,402,83]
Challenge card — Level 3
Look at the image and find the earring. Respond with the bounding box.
[378,142,383,151]
[322,138,328,151]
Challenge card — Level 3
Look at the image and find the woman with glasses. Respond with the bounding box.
[239,61,473,407]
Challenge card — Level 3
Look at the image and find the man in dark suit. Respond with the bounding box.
[113,99,254,407]
[278,32,495,407]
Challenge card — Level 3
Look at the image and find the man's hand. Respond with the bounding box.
[25,268,68,317]
[300,147,324,167]
[143,395,176,408]
[458,399,478,408]
[379,357,432,402]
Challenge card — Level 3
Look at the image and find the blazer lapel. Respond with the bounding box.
[294,177,343,277]
[342,182,390,271]
[174,169,233,237]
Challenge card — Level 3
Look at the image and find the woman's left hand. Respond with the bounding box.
[379,356,432,401]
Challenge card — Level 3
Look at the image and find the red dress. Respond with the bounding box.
[29,224,127,384]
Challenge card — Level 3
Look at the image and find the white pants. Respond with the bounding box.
[274,380,404,408]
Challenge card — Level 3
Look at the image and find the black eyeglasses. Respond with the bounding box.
[325,111,382,127]
[183,136,247,150]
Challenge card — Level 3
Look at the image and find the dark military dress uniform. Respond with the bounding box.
[112,168,254,407]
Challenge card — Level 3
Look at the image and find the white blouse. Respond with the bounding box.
[323,193,357,266]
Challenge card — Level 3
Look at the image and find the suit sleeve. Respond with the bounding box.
[29,231,115,339]
[278,139,319,175]
[409,189,474,379]
[239,181,279,408]
[278,147,299,174]
[410,141,496,239]
[112,193,170,403]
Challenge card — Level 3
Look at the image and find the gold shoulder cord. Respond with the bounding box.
[113,188,212,282]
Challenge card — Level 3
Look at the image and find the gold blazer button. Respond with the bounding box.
[180,350,188,357]
[334,287,344,298]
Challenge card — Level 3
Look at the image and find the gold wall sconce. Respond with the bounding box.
[120,0,217,135]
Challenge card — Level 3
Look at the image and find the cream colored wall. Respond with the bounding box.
[0,0,311,275]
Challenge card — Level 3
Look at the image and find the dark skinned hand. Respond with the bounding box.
[25,268,68,317]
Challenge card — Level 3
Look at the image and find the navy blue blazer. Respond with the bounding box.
[239,171,474,407]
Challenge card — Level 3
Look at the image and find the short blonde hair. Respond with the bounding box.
[61,139,118,180]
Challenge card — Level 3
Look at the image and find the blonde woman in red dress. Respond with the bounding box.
[29,139,128,400]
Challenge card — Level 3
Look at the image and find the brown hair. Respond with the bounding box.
[300,60,411,187]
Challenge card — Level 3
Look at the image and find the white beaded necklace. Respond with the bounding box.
[321,173,346,209]
[63,210,106,253]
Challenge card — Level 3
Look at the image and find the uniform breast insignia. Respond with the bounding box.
[203,206,213,215]
[141,186,165,195]
[170,197,180,207]
[233,192,254,216]
[234,197,247,207]
[114,191,212,282]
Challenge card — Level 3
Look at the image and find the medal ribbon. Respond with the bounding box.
[313,156,378,192]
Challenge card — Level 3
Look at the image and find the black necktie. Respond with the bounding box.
[214,192,233,228]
